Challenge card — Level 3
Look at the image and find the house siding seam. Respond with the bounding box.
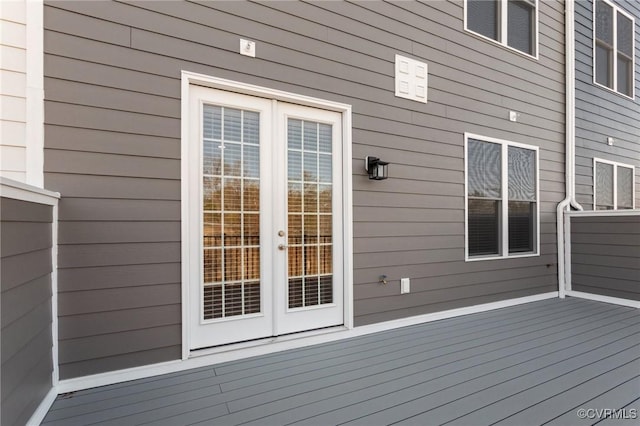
[43,0,564,378]
[574,0,640,209]
[570,216,640,300]
[0,197,54,426]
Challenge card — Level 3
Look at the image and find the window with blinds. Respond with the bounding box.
[466,0,537,57]
[594,0,635,97]
[466,135,538,259]
[594,159,635,210]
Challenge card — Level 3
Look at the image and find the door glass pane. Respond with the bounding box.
[288,118,333,309]
[202,104,261,320]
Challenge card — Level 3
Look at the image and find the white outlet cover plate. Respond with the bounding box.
[240,39,255,57]
[401,278,410,294]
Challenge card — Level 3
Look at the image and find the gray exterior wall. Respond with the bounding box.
[574,0,640,208]
[571,215,640,300]
[1,197,54,426]
[43,0,565,378]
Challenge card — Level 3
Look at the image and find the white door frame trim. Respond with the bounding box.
[180,71,354,359]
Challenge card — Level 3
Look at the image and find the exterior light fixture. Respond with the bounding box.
[365,156,389,180]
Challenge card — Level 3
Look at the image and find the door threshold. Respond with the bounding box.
[189,325,347,358]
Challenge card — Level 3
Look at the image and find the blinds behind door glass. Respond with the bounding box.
[595,162,614,209]
[617,166,633,209]
[467,0,498,41]
[202,105,261,320]
[287,119,333,309]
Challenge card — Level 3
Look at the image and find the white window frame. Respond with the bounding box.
[464,133,540,262]
[463,0,540,60]
[592,0,636,99]
[593,158,636,210]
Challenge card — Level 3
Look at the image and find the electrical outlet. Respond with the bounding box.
[401,278,410,294]
[240,39,255,57]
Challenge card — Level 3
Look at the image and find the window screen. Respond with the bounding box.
[595,162,614,210]
[508,0,534,55]
[467,0,499,41]
[617,166,634,209]
[617,13,634,97]
[508,146,536,253]
[596,0,614,45]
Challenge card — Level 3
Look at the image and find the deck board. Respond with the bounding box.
[42,298,640,426]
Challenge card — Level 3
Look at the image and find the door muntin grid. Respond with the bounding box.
[202,104,261,321]
[287,118,333,309]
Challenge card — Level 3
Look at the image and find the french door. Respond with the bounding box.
[188,85,344,349]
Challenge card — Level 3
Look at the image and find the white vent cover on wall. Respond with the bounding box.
[395,54,428,103]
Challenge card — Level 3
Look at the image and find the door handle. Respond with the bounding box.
[278,244,288,251]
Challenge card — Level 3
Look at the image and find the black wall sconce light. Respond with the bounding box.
[365,156,389,180]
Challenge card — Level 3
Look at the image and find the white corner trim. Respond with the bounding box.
[57,291,558,394]
[566,209,640,217]
[25,387,57,426]
[0,177,60,204]
[566,291,640,309]
[51,203,60,387]
[25,0,44,188]
[180,72,191,361]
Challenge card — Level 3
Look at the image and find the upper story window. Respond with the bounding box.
[465,134,539,261]
[465,0,538,58]
[594,158,635,210]
[594,0,635,98]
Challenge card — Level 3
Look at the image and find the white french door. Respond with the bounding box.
[188,85,344,350]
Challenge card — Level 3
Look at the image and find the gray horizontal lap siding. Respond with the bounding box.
[43,0,564,378]
[571,216,640,300]
[574,0,640,209]
[0,198,54,426]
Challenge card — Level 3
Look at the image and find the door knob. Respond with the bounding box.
[278,230,285,237]
[278,244,288,251]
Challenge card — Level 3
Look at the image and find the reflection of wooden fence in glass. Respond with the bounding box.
[203,235,332,282]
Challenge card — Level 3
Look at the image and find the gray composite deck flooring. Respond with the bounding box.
[43,298,640,425]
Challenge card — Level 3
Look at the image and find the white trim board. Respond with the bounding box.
[566,291,640,309]
[57,291,558,394]
[0,176,60,204]
[25,387,57,426]
[567,209,640,218]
